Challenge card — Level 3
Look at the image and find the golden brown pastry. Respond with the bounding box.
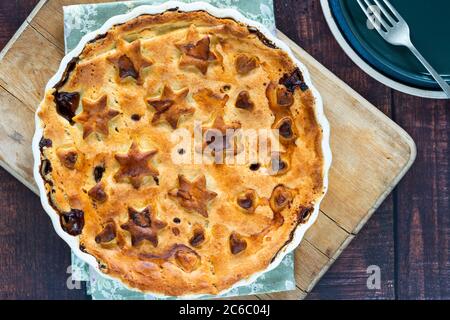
[37,10,324,296]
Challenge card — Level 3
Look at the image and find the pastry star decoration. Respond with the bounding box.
[202,115,242,156]
[107,38,153,82]
[193,88,229,112]
[114,142,159,189]
[73,95,119,139]
[175,25,218,74]
[147,85,194,129]
[121,206,167,247]
[169,174,217,218]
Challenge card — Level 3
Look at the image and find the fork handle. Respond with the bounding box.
[406,43,450,98]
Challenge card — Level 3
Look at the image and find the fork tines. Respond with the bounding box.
[357,0,403,32]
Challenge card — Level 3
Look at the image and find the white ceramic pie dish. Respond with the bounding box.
[32,1,331,299]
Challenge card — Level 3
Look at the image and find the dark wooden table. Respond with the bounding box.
[0,0,448,300]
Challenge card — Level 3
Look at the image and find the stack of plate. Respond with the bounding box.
[321,0,450,99]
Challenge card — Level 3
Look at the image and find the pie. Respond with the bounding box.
[36,10,325,296]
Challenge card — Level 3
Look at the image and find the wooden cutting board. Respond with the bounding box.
[0,0,416,300]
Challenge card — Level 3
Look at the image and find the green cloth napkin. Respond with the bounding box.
[65,0,295,300]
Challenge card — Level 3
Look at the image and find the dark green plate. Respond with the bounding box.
[330,0,450,90]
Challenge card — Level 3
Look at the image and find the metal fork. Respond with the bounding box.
[357,0,450,98]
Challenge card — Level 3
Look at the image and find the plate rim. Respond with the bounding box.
[321,0,448,99]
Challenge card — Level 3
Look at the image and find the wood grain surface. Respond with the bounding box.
[0,0,447,300]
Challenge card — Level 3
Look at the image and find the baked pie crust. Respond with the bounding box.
[37,10,325,296]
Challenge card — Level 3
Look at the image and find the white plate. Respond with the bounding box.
[32,0,332,298]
